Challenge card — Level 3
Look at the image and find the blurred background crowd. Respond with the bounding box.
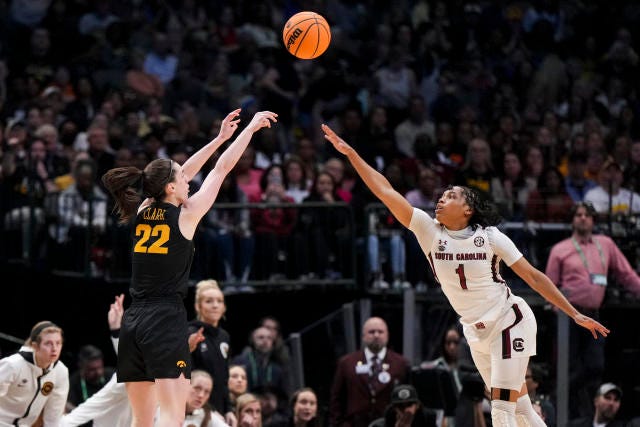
[2,0,640,426]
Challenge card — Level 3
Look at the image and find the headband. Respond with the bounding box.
[30,321,59,342]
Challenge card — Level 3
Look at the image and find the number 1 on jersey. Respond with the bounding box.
[455,264,468,289]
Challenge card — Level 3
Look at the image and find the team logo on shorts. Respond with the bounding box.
[513,338,524,352]
[177,360,187,368]
[41,382,54,396]
[474,237,485,247]
[220,342,229,359]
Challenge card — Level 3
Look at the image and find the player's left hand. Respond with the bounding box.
[218,108,242,141]
[574,314,610,339]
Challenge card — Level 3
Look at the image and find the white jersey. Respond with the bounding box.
[409,208,524,326]
[0,349,69,427]
[60,373,130,427]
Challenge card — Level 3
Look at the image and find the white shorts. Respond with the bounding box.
[463,299,537,391]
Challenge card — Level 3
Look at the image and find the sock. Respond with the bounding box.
[491,400,517,427]
[515,394,547,427]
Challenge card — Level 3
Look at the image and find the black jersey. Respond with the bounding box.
[130,201,194,299]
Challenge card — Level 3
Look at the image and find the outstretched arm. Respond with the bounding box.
[181,111,278,232]
[181,109,241,182]
[510,257,610,339]
[321,124,414,227]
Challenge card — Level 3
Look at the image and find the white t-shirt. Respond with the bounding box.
[409,208,523,326]
[583,186,640,214]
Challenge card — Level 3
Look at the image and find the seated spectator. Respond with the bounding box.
[283,155,309,203]
[584,158,640,218]
[419,325,463,427]
[184,370,230,427]
[525,362,556,427]
[231,327,288,399]
[454,138,506,208]
[296,170,352,280]
[236,393,263,427]
[249,164,297,280]
[66,344,115,414]
[369,384,437,427]
[565,151,597,202]
[568,383,625,427]
[51,158,108,273]
[526,166,575,222]
[229,365,249,414]
[196,173,254,283]
[255,386,288,427]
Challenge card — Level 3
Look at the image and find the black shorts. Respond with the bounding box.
[117,297,191,382]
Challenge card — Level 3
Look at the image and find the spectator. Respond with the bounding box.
[197,173,254,284]
[568,383,625,427]
[564,151,597,203]
[236,393,263,427]
[231,327,288,398]
[526,167,575,223]
[584,158,640,218]
[249,164,297,280]
[545,201,640,418]
[297,170,352,280]
[271,387,321,427]
[229,365,249,414]
[51,158,108,272]
[394,95,435,158]
[369,384,437,427]
[330,317,410,427]
[525,363,556,427]
[184,370,230,427]
[66,344,115,415]
[0,321,69,426]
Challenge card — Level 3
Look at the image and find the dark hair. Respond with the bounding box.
[259,164,287,192]
[77,344,104,367]
[456,186,503,228]
[569,201,597,221]
[289,388,320,427]
[102,158,174,223]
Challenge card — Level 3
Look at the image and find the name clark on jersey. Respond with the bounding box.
[434,252,487,261]
[143,208,166,221]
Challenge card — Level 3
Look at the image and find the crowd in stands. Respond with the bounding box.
[3,1,640,425]
[4,1,640,287]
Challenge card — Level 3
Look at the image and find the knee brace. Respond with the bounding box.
[491,399,517,427]
[515,394,546,427]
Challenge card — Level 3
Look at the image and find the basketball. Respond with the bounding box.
[282,11,331,59]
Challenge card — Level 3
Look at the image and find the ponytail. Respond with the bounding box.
[102,159,175,224]
[102,167,145,224]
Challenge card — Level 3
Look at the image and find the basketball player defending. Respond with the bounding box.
[322,124,608,427]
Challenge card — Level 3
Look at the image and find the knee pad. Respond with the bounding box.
[491,400,517,427]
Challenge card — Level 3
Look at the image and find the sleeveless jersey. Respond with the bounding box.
[409,208,523,326]
[130,202,194,299]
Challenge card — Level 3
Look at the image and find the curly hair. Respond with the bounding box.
[457,186,503,228]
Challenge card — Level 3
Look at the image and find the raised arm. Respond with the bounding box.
[181,111,278,234]
[510,257,610,339]
[322,124,414,227]
[181,109,241,182]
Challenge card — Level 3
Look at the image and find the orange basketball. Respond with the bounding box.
[282,11,331,59]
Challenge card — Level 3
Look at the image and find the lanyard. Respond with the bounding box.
[248,352,272,386]
[571,237,605,272]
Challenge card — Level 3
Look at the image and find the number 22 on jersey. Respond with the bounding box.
[134,224,170,254]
